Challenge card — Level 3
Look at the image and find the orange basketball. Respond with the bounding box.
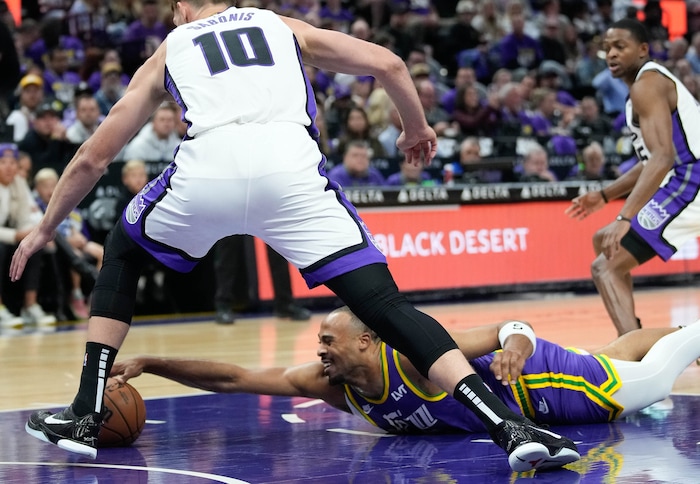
[98,377,147,447]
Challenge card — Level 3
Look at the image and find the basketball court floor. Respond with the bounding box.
[2,285,700,483]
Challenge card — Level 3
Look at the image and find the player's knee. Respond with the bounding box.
[590,255,608,282]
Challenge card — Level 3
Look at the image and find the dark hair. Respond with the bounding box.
[610,18,650,44]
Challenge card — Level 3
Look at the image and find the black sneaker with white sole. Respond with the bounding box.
[25,405,101,459]
[492,419,580,472]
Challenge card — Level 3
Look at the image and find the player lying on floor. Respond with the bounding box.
[111,306,700,432]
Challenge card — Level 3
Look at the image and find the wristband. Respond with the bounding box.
[498,321,537,358]
[616,214,632,223]
[600,189,608,203]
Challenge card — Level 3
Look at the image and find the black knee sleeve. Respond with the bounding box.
[90,221,149,324]
[325,264,457,377]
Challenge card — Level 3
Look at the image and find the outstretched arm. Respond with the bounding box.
[111,357,349,410]
[10,41,169,281]
[565,162,643,220]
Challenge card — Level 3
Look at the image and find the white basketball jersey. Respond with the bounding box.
[625,61,700,166]
[165,7,314,137]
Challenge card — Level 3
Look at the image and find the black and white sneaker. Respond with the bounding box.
[25,405,101,459]
[492,419,580,472]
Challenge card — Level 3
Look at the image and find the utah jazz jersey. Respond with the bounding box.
[344,340,624,434]
[344,342,487,433]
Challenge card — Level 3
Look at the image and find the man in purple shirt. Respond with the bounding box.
[122,0,169,44]
[327,140,386,188]
[499,13,543,71]
[43,47,82,105]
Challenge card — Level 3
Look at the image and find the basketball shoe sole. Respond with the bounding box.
[493,419,580,472]
[25,406,100,459]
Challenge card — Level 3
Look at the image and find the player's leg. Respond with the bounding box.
[591,229,646,336]
[592,327,677,361]
[25,220,149,459]
[257,145,579,470]
[608,321,700,417]
[325,264,580,471]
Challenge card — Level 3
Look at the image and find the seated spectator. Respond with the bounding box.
[66,93,102,144]
[385,158,438,187]
[489,68,514,97]
[0,143,56,328]
[529,87,569,137]
[377,105,402,158]
[498,11,543,71]
[327,140,385,188]
[472,0,508,45]
[87,49,131,94]
[444,137,503,185]
[6,74,45,142]
[335,106,386,158]
[566,141,618,181]
[518,143,557,182]
[34,168,103,319]
[496,82,534,137]
[18,100,76,175]
[452,85,500,137]
[123,102,180,162]
[13,151,43,224]
[115,159,149,216]
[570,96,613,149]
[416,78,453,137]
[42,46,82,106]
[440,66,487,115]
[122,0,169,45]
[536,64,577,107]
[365,86,392,134]
[94,61,127,116]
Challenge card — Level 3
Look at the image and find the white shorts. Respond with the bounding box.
[122,123,386,287]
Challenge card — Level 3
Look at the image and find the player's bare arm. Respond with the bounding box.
[565,163,642,220]
[10,42,169,281]
[111,358,349,411]
[281,16,436,167]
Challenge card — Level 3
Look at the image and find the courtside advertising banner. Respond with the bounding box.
[255,200,700,299]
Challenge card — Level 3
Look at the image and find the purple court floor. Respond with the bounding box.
[1,391,699,483]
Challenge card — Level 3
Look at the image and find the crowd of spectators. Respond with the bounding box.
[1,0,700,322]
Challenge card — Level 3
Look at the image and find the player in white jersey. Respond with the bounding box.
[566,18,700,336]
[12,0,578,470]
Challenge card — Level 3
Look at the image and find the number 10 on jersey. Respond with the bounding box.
[193,27,274,76]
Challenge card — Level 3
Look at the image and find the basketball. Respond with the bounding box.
[98,377,147,447]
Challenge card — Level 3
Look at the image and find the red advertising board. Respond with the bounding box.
[254,201,700,300]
